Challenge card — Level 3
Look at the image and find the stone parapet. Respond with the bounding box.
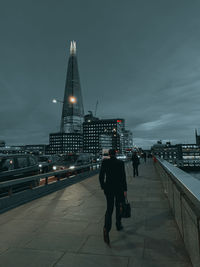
[156,158,200,267]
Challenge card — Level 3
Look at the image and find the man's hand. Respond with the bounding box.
[124,191,127,197]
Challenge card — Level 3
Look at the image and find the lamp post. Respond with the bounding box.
[52,99,63,104]
[52,96,77,104]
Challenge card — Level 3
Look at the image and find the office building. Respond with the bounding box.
[49,133,82,154]
[83,116,125,154]
[124,130,133,151]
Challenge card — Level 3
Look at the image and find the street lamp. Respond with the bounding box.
[52,97,77,104]
[52,99,63,104]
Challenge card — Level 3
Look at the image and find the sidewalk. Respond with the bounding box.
[0,160,192,267]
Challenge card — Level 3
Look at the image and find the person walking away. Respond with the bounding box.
[132,152,140,177]
[99,149,127,246]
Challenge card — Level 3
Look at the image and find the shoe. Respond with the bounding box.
[116,224,123,231]
[103,227,110,246]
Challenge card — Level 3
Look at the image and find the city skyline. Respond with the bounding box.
[1,0,200,148]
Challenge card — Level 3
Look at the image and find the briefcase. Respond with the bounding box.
[120,198,131,218]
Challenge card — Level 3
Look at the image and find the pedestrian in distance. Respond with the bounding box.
[99,149,127,247]
[132,152,140,177]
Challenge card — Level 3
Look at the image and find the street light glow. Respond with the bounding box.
[52,99,63,104]
[69,96,76,103]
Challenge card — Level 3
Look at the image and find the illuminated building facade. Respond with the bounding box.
[151,141,200,169]
[49,133,82,154]
[83,118,125,154]
[124,130,133,151]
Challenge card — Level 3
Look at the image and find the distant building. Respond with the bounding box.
[151,141,180,165]
[83,117,125,154]
[49,133,82,155]
[195,129,200,145]
[0,144,48,155]
[49,41,84,154]
[151,141,200,169]
[84,111,99,123]
[0,140,5,147]
[49,41,132,155]
[99,134,112,152]
[24,144,47,155]
[179,144,200,168]
[0,146,25,154]
[123,130,133,152]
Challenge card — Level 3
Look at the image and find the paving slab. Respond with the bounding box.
[54,252,129,267]
[79,234,144,257]
[0,248,63,267]
[35,220,89,234]
[143,236,190,262]
[25,232,88,252]
[0,160,193,266]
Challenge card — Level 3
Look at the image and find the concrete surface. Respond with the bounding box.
[156,159,200,267]
[0,160,192,267]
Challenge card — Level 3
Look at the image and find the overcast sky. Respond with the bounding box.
[1,0,200,149]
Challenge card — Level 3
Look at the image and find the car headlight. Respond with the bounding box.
[53,166,57,170]
[69,166,75,169]
[39,164,42,168]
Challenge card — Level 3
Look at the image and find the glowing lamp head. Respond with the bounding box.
[69,96,76,103]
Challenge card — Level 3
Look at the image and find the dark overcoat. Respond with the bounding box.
[99,157,127,194]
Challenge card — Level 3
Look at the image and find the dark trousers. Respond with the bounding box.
[104,192,123,233]
[133,165,139,176]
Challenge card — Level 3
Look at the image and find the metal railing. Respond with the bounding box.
[0,163,100,213]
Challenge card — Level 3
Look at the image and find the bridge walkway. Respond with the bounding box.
[0,160,192,267]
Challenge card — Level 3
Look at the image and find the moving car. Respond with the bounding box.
[37,155,59,173]
[53,153,95,171]
[0,154,39,195]
[52,154,79,171]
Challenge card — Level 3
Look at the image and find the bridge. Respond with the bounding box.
[0,159,199,266]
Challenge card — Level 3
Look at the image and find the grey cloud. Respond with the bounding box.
[1,0,200,149]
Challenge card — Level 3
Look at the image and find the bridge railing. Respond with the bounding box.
[0,163,100,213]
[155,157,200,267]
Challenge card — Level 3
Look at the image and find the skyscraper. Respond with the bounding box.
[49,41,84,154]
[60,41,84,133]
